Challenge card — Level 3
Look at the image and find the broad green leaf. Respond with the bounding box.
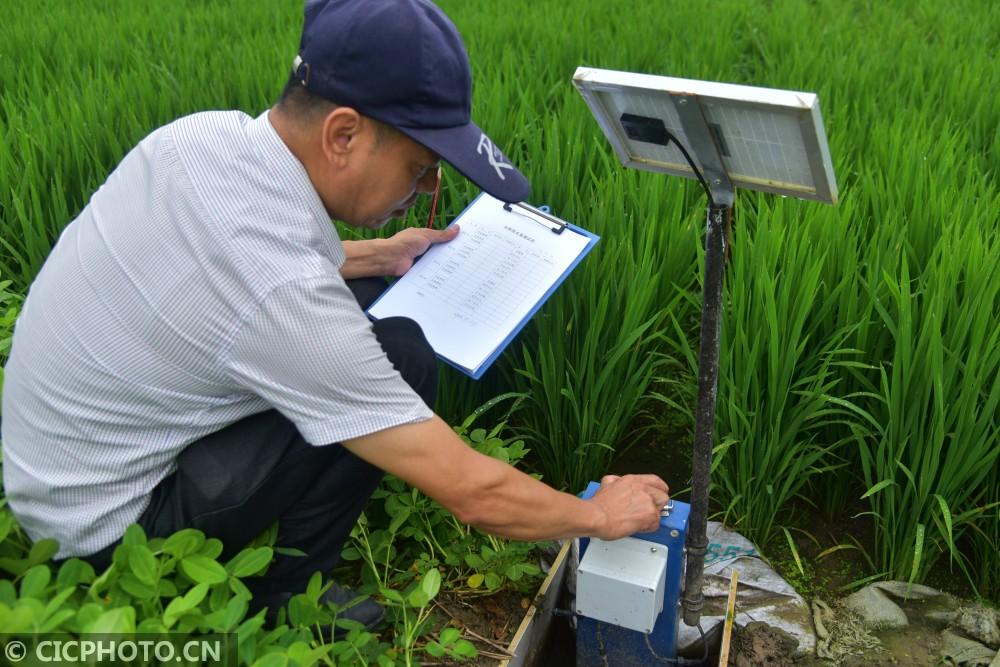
[200,538,224,560]
[86,606,136,633]
[163,583,208,627]
[162,529,205,558]
[453,639,477,658]
[28,539,59,565]
[118,573,157,600]
[388,508,412,534]
[163,597,190,628]
[209,577,230,611]
[75,603,104,628]
[0,557,30,577]
[180,555,227,584]
[182,582,210,607]
[272,547,307,557]
[229,577,252,601]
[0,580,16,606]
[56,559,95,589]
[157,579,178,597]
[379,587,404,604]
[39,608,76,633]
[129,544,158,586]
[226,547,273,578]
[305,571,324,600]
[420,568,441,600]
[0,513,14,544]
[223,597,249,630]
[339,547,362,561]
[1,604,40,632]
[122,524,147,547]
[407,588,429,608]
[19,564,51,599]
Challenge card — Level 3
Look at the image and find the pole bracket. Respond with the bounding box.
[672,93,735,208]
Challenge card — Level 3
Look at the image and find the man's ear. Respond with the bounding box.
[320,107,363,166]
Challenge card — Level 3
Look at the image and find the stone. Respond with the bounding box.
[955,604,1000,650]
[873,580,944,601]
[940,628,996,666]
[844,585,908,629]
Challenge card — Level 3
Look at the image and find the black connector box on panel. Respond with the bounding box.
[619,113,669,146]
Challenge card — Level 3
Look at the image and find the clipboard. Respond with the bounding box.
[367,193,599,379]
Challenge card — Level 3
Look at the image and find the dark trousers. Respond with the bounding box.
[82,277,437,597]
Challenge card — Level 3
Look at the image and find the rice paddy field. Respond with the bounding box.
[1,0,998,632]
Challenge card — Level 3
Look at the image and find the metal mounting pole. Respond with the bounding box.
[672,93,734,629]
[682,201,729,627]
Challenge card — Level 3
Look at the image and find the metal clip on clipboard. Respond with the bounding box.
[502,201,568,235]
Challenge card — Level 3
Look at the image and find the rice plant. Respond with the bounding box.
[854,222,1000,586]
[664,196,869,546]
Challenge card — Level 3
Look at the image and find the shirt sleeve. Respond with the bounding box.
[222,274,434,445]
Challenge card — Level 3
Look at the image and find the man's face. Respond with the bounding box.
[339,126,440,229]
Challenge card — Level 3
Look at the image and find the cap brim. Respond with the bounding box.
[397,122,530,204]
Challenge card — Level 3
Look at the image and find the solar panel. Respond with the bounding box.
[573,67,838,204]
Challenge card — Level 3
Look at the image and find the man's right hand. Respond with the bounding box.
[343,416,672,543]
[588,474,670,540]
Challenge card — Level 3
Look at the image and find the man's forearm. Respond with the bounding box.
[455,456,607,540]
[343,417,665,543]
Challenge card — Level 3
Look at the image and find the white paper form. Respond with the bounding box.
[367,194,592,374]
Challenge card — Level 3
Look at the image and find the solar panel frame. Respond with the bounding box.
[573,67,838,205]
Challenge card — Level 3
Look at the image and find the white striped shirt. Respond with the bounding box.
[1,110,433,559]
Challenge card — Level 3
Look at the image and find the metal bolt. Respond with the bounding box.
[670,530,680,538]
[678,98,688,105]
[650,547,658,553]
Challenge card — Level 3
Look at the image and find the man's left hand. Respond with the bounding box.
[341,225,460,279]
[381,225,460,276]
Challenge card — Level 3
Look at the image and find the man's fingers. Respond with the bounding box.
[433,224,460,242]
[633,474,668,492]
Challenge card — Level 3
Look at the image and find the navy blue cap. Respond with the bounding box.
[294,0,530,203]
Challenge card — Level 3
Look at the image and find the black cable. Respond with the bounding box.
[643,621,710,666]
[663,130,736,266]
[663,130,713,203]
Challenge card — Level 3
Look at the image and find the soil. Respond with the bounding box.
[427,589,531,665]
[730,622,800,666]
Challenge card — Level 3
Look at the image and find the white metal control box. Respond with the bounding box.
[575,536,668,633]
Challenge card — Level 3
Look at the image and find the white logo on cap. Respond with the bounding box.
[477,134,515,181]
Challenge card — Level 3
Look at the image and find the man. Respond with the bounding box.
[1,0,669,630]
